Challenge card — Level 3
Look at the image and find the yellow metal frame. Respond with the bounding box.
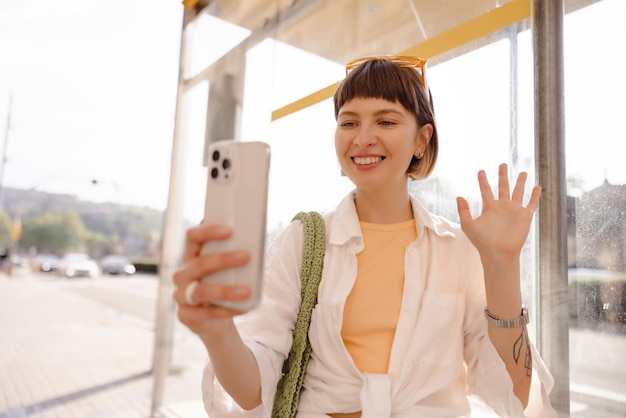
[182,0,202,9]
[271,0,530,121]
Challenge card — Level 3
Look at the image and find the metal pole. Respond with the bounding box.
[508,23,519,168]
[0,94,13,213]
[150,9,190,417]
[532,0,569,415]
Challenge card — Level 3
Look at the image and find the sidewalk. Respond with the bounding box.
[0,272,504,418]
[0,270,207,418]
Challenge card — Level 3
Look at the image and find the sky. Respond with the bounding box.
[0,0,183,211]
[1,0,624,227]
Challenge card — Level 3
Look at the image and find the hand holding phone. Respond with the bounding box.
[200,140,270,311]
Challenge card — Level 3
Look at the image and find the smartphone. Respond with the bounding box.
[200,140,271,311]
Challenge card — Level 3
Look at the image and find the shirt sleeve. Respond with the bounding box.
[201,221,306,417]
[461,240,558,418]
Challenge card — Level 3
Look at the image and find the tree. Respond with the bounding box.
[3,187,164,260]
[0,212,11,247]
[20,211,88,254]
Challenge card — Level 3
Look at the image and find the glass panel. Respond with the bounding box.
[184,13,251,79]
[415,36,537,417]
[178,18,537,418]
[161,80,211,414]
[242,39,352,232]
[243,39,344,119]
[209,0,518,62]
[416,38,526,217]
[200,0,532,111]
[180,80,210,225]
[565,1,626,416]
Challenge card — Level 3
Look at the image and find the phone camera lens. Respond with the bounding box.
[211,167,219,179]
[222,158,231,170]
[212,150,220,161]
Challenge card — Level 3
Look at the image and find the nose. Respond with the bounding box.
[354,126,376,148]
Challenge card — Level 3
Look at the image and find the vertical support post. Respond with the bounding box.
[203,42,246,164]
[508,23,520,168]
[150,8,191,418]
[0,94,13,213]
[532,0,569,415]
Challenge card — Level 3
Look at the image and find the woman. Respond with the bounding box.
[174,56,557,417]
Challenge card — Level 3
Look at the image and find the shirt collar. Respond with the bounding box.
[328,191,458,246]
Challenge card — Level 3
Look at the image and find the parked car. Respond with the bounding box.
[99,255,136,275]
[32,254,60,272]
[57,253,99,278]
[0,247,10,272]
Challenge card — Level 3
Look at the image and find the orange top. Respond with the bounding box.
[341,219,417,374]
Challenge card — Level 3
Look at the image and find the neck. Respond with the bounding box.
[353,186,413,224]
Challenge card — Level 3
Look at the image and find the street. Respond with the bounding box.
[1,269,625,417]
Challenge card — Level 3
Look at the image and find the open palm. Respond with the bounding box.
[456,164,541,260]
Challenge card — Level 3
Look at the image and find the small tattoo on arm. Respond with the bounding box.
[513,327,532,377]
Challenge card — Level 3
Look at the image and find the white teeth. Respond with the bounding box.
[353,156,382,165]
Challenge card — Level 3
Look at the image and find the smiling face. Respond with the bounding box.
[334,58,438,181]
[335,97,431,192]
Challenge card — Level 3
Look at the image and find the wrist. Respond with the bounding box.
[484,304,529,328]
[199,318,238,348]
[480,251,521,272]
[481,257,522,301]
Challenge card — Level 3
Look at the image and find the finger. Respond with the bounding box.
[525,185,542,213]
[175,281,250,310]
[456,196,473,229]
[175,249,250,288]
[497,163,510,200]
[182,224,232,263]
[173,250,250,307]
[477,170,494,203]
[511,171,528,203]
[194,281,251,305]
[200,249,250,272]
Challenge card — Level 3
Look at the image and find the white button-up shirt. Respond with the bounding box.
[202,192,557,418]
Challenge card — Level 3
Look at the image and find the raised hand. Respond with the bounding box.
[456,163,541,262]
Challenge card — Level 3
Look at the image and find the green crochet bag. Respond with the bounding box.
[271,211,325,418]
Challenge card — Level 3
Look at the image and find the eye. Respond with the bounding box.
[340,121,357,128]
[379,120,396,126]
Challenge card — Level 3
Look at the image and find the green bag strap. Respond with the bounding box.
[271,211,325,418]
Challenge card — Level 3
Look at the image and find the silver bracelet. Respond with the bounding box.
[484,305,529,328]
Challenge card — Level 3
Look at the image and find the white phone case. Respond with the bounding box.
[200,140,270,311]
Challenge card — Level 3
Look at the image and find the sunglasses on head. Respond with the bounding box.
[345,55,428,91]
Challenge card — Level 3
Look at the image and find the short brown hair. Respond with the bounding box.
[333,58,438,179]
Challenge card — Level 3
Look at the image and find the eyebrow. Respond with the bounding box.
[338,108,404,118]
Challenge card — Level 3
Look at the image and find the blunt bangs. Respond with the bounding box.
[334,60,425,121]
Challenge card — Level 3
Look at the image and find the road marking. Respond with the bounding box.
[571,382,626,404]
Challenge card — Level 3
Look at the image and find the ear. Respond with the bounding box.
[415,123,433,156]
